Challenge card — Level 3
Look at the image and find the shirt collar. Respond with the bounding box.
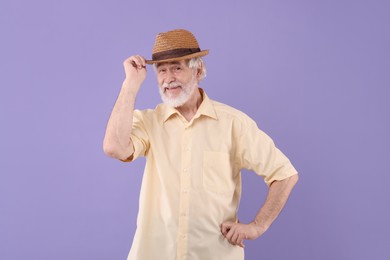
[158,88,218,124]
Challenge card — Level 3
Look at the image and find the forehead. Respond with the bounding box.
[156,60,187,68]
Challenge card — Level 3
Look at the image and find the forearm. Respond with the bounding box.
[220,174,299,247]
[103,79,139,160]
[252,174,299,234]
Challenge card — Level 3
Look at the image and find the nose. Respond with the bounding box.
[165,69,175,83]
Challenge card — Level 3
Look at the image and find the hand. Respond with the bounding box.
[220,221,265,248]
[123,55,147,89]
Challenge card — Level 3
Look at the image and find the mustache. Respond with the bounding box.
[162,82,180,88]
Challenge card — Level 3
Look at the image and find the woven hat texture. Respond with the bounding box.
[146,29,208,64]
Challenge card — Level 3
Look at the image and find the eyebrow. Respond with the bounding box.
[156,61,182,68]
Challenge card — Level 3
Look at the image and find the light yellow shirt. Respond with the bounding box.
[125,89,297,260]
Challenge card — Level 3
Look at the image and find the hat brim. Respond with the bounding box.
[145,50,209,65]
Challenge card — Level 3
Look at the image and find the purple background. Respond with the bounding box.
[1,0,389,259]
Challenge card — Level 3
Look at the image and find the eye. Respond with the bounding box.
[158,68,167,74]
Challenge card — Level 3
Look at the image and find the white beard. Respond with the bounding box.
[159,77,198,108]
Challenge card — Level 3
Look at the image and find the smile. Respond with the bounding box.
[164,86,181,92]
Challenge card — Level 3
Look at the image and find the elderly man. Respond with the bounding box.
[103,29,298,260]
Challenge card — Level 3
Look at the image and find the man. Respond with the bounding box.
[103,29,298,260]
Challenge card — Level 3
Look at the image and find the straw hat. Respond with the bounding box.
[145,29,209,64]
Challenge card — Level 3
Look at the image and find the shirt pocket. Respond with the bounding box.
[202,151,235,194]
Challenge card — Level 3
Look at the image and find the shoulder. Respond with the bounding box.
[133,108,156,117]
[133,106,160,122]
[133,103,169,124]
[211,99,256,127]
[134,102,166,116]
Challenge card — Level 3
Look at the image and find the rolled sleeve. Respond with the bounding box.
[121,110,150,162]
[239,119,298,186]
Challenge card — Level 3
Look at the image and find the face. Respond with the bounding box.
[156,60,198,107]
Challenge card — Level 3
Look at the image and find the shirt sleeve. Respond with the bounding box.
[121,109,150,162]
[238,118,298,186]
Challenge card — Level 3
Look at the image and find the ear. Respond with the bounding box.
[196,63,203,80]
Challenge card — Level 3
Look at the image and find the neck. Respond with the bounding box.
[176,87,203,122]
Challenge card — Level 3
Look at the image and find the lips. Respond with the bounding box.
[165,85,181,92]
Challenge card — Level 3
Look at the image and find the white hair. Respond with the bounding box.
[187,57,207,81]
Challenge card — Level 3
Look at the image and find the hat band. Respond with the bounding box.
[152,48,201,61]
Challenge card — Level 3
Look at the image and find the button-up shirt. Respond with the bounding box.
[125,89,297,260]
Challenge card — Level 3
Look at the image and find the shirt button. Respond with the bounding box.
[182,189,188,193]
[183,168,188,172]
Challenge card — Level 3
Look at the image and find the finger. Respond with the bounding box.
[123,57,134,67]
[231,230,240,245]
[134,55,146,68]
[125,56,145,69]
[131,61,145,70]
[136,55,146,67]
[236,233,246,248]
[225,225,236,242]
[124,59,137,70]
[221,222,233,236]
[132,61,145,70]
[233,230,245,245]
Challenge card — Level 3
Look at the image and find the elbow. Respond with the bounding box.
[103,141,116,158]
[102,140,133,161]
[290,174,299,187]
[102,138,121,158]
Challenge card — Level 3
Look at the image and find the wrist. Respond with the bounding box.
[251,219,268,236]
[122,79,141,97]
